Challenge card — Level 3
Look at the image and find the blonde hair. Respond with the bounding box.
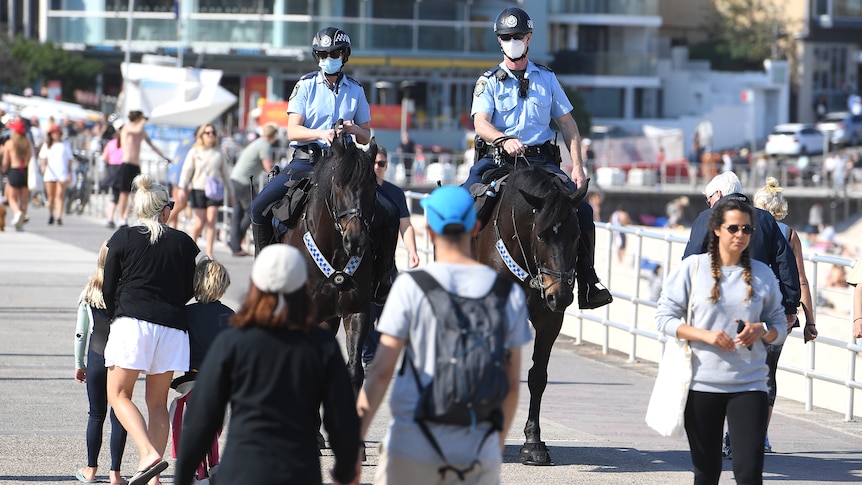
[132,174,171,244]
[753,177,788,221]
[79,241,109,309]
[193,258,231,304]
[9,133,32,161]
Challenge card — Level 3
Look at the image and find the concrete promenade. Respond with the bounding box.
[2,205,862,484]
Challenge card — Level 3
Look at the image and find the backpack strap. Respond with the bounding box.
[400,270,505,480]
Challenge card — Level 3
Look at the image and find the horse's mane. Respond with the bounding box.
[314,141,375,191]
[505,166,576,234]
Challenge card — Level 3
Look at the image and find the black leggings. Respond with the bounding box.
[685,390,768,485]
[85,347,128,470]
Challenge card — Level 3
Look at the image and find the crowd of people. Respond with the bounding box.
[2,6,859,485]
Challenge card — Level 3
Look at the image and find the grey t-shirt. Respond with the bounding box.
[377,262,532,465]
[655,253,787,394]
[230,137,273,185]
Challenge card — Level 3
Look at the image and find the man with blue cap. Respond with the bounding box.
[356,185,531,484]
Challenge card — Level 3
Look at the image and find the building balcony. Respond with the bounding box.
[548,0,659,16]
[551,50,658,77]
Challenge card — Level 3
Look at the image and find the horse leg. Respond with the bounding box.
[520,312,564,466]
[342,311,370,397]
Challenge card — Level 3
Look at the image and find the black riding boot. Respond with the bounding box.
[252,222,275,257]
[577,230,613,309]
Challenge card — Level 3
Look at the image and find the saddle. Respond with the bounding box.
[469,163,571,230]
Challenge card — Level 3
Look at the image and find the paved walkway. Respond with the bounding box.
[2,205,862,484]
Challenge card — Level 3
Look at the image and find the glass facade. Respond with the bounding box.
[548,0,659,16]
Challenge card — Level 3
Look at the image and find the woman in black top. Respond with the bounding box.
[103,174,199,485]
[175,244,361,485]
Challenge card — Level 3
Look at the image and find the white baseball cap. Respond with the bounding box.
[251,244,308,295]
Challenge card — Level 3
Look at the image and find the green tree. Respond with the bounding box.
[555,85,592,136]
[0,36,26,91]
[8,36,102,102]
[690,0,785,71]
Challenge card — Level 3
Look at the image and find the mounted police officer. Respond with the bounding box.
[463,7,612,309]
[250,26,372,254]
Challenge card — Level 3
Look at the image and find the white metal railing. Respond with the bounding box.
[400,191,862,421]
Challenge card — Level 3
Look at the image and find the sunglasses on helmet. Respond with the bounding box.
[498,33,527,42]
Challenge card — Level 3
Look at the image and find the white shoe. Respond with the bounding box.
[12,212,24,230]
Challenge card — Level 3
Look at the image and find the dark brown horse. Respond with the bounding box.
[281,133,378,395]
[472,165,588,465]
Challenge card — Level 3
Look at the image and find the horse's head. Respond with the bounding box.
[318,133,378,257]
[514,171,589,312]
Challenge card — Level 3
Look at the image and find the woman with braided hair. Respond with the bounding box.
[656,197,787,485]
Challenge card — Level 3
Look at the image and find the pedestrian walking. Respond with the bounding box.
[356,186,531,484]
[177,123,233,258]
[73,241,128,485]
[1,119,32,231]
[116,111,170,228]
[175,244,361,485]
[656,197,787,484]
[39,124,74,225]
[102,174,199,485]
[229,122,276,257]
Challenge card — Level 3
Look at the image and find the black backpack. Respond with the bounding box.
[402,270,512,479]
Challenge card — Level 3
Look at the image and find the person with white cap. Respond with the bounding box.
[175,244,361,485]
[357,185,531,484]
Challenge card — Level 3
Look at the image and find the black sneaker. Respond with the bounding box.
[48,216,54,225]
[106,221,116,229]
[578,283,613,309]
[57,219,63,226]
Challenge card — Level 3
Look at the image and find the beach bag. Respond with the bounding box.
[645,338,692,437]
[645,257,698,437]
[204,176,224,200]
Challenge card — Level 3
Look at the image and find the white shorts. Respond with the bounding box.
[104,316,190,375]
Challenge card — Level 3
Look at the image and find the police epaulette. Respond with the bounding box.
[534,63,554,72]
[299,72,317,81]
[481,67,501,78]
[346,75,362,86]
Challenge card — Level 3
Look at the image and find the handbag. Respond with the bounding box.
[645,337,692,437]
[204,176,224,200]
[645,257,698,437]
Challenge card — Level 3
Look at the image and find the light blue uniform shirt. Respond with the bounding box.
[470,61,572,147]
[286,71,371,149]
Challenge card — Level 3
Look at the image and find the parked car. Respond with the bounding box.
[816,111,862,147]
[764,123,825,157]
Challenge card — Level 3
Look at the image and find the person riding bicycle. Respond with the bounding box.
[250,26,371,254]
[462,7,612,309]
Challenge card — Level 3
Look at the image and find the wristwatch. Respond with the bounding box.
[762,322,770,335]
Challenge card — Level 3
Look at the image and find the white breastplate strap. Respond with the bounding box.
[496,238,528,281]
[303,231,363,278]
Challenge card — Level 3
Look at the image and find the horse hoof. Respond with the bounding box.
[519,441,553,466]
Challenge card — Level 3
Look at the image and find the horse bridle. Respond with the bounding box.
[493,201,575,300]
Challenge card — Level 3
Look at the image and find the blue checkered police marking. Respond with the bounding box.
[304,232,335,277]
[496,239,528,281]
[344,256,362,276]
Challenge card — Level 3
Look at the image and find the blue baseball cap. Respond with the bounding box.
[420,185,477,234]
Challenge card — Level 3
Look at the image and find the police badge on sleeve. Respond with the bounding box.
[474,79,487,97]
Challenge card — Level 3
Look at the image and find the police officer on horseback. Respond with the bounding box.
[463,7,612,309]
[250,26,371,253]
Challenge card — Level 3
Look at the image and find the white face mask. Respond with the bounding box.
[501,39,526,59]
[318,57,343,75]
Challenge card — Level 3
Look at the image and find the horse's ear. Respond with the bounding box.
[569,178,590,206]
[367,137,378,161]
[519,189,545,211]
[332,132,347,157]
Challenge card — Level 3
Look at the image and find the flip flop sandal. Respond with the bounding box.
[75,469,98,483]
[128,460,169,485]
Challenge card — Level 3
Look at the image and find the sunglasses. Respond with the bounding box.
[164,200,175,211]
[705,191,718,206]
[498,33,526,42]
[315,50,344,59]
[202,130,215,136]
[723,224,754,235]
[375,161,387,168]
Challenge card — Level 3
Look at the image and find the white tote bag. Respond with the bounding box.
[645,338,692,437]
[645,256,697,437]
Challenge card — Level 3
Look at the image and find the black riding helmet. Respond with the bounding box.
[312,27,352,63]
[494,7,533,36]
